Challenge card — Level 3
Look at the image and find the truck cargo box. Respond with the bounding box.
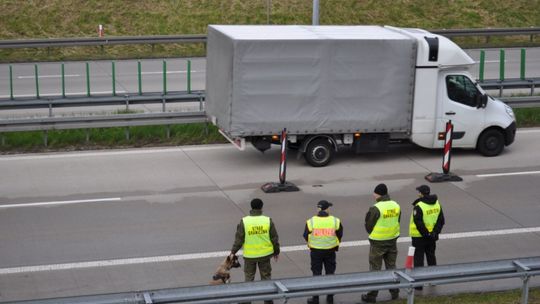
[206,25,417,137]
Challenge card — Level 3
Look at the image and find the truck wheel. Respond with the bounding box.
[477,129,504,157]
[305,139,334,167]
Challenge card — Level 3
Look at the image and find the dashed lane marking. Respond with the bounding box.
[0,197,122,209]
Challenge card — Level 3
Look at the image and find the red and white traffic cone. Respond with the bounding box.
[98,24,104,37]
[405,246,415,270]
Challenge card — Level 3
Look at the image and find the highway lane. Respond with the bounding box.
[0,129,539,302]
[0,48,539,100]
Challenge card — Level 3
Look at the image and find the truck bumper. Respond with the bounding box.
[504,121,516,146]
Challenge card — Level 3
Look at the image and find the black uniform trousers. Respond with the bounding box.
[310,249,336,275]
[412,237,437,267]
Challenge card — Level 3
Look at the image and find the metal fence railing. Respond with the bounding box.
[6,256,540,304]
[0,27,538,49]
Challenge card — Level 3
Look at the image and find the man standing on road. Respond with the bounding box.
[303,200,343,304]
[230,198,280,304]
[361,184,400,303]
[409,185,445,290]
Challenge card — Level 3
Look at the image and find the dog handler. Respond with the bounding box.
[230,198,280,304]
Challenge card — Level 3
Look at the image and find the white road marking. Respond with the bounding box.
[0,90,127,98]
[17,74,80,79]
[517,129,540,134]
[477,171,540,178]
[0,197,122,209]
[1,226,539,274]
[0,145,233,161]
[141,70,200,75]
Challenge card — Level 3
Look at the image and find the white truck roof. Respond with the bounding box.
[210,25,411,41]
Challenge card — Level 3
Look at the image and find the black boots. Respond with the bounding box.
[307,295,333,304]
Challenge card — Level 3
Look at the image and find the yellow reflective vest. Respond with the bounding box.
[409,200,441,237]
[242,215,274,258]
[307,215,340,249]
[369,200,400,241]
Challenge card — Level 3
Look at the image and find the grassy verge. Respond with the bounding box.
[0,108,538,154]
[0,123,227,154]
[0,0,538,62]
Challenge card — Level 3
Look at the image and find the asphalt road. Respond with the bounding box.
[1,128,539,302]
[0,48,539,100]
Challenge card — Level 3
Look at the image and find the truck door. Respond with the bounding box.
[437,74,485,148]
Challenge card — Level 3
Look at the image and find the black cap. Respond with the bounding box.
[317,200,333,210]
[250,198,263,210]
[416,185,430,195]
[374,183,388,196]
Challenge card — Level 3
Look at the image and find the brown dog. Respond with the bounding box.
[210,254,241,285]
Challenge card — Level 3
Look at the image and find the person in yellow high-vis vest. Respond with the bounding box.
[230,198,279,304]
[409,185,445,290]
[303,200,343,304]
[361,184,400,303]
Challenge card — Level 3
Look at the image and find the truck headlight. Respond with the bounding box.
[505,105,515,119]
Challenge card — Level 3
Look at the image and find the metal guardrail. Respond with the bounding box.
[0,111,207,132]
[431,27,540,38]
[0,35,206,49]
[501,96,540,108]
[0,91,205,111]
[0,28,538,49]
[7,256,540,304]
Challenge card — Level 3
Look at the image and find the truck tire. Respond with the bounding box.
[477,129,504,157]
[305,138,334,167]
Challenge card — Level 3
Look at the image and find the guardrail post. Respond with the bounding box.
[85,129,90,143]
[125,95,130,112]
[125,127,130,141]
[61,63,66,98]
[9,65,14,100]
[479,50,485,82]
[1,134,5,146]
[138,60,142,96]
[520,48,526,80]
[43,130,48,147]
[166,125,171,139]
[86,62,91,97]
[521,275,530,304]
[187,59,191,93]
[112,61,116,96]
[34,64,40,99]
[162,96,166,112]
[499,49,505,81]
[163,60,167,95]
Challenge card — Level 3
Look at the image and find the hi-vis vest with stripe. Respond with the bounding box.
[409,200,441,237]
[242,215,274,258]
[307,215,340,249]
[369,200,400,241]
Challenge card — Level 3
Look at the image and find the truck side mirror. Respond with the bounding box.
[475,93,488,108]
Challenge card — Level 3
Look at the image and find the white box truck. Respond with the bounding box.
[206,25,516,167]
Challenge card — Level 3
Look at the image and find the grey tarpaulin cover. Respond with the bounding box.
[206,25,417,137]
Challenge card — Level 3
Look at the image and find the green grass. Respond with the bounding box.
[514,108,540,127]
[0,123,227,153]
[0,0,539,62]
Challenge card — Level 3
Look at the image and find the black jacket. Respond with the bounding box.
[411,194,445,240]
[303,210,343,251]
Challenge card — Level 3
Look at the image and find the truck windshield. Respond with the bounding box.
[446,75,479,107]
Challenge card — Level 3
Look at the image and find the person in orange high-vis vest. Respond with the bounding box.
[303,200,343,304]
[361,184,401,303]
[231,198,279,304]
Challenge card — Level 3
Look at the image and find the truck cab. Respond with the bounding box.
[395,27,516,158]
